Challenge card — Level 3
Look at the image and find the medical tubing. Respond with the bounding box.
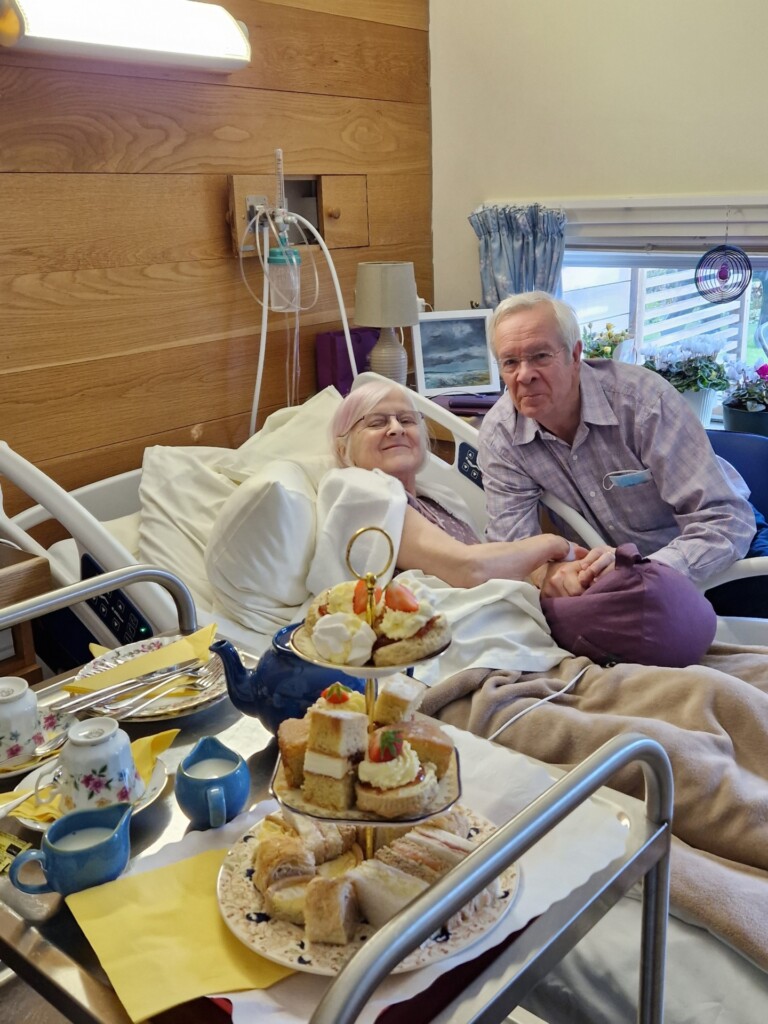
[289,211,358,376]
[248,218,271,436]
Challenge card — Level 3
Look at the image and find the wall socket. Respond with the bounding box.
[243,194,268,251]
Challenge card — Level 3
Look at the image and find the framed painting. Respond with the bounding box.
[411,309,499,397]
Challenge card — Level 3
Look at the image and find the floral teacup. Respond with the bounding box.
[35,718,144,812]
[0,676,43,764]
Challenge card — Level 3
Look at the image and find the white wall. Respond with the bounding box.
[430,0,768,308]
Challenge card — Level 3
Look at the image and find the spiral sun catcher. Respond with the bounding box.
[694,243,753,304]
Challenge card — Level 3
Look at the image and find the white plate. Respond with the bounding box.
[289,623,450,678]
[216,807,519,976]
[0,697,76,781]
[12,757,168,833]
[74,636,228,722]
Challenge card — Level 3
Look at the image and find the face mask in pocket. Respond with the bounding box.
[603,468,653,490]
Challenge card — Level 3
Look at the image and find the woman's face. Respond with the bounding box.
[346,388,425,490]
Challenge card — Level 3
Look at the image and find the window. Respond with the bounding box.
[556,195,768,367]
[562,256,768,367]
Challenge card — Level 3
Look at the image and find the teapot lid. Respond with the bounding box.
[272,623,303,655]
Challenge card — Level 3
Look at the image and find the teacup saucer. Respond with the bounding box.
[12,757,168,833]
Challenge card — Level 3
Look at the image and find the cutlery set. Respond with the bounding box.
[32,658,212,759]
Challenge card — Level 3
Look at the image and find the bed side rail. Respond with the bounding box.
[311,732,673,1024]
[0,565,198,636]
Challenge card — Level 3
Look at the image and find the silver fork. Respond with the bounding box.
[97,666,214,720]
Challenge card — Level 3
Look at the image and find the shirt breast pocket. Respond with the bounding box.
[606,478,665,534]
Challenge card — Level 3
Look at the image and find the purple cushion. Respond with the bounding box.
[540,543,717,667]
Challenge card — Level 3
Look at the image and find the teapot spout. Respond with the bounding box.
[210,638,256,714]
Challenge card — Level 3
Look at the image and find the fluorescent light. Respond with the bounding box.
[1,0,251,71]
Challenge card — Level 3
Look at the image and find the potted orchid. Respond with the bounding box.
[639,335,729,427]
[722,362,768,437]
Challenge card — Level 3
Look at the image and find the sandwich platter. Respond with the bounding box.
[269,748,462,826]
[216,806,520,976]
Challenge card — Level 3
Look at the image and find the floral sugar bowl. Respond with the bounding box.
[35,718,145,813]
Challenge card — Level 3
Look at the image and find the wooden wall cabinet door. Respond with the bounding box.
[319,175,369,249]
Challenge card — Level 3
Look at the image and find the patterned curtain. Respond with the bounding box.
[468,204,568,307]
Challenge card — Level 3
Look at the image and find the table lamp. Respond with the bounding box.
[354,262,420,385]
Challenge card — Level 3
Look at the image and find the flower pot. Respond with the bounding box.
[721,402,768,438]
[680,388,718,427]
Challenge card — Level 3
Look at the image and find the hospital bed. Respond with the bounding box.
[1,376,768,1022]
[1,372,766,652]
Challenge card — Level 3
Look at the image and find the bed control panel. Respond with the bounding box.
[457,442,484,489]
[80,554,153,646]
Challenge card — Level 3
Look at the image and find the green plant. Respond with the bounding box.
[641,336,729,394]
[581,322,631,359]
[725,363,768,411]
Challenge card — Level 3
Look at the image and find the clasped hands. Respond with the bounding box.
[538,543,616,598]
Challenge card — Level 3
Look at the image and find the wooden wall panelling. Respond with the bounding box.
[368,173,432,249]
[0,173,231,276]
[232,1,429,103]
[259,0,428,32]
[0,69,430,176]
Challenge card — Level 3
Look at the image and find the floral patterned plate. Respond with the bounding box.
[75,635,228,722]
[0,699,76,781]
[216,806,520,976]
[12,757,168,833]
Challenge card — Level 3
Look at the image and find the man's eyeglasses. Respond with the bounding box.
[500,350,561,372]
[352,411,423,431]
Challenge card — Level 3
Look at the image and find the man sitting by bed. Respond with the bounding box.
[477,290,768,616]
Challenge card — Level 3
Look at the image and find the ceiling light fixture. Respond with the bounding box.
[0,0,251,72]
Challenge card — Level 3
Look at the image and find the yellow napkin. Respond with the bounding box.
[63,624,218,696]
[3,729,179,825]
[66,848,293,1022]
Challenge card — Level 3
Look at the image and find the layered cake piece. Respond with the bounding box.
[302,705,368,811]
[277,717,309,788]
[396,717,454,779]
[373,674,424,724]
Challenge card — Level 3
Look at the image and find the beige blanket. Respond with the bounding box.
[420,642,768,973]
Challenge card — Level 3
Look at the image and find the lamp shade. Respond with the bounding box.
[1,0,251,71]
[354,262,420,328]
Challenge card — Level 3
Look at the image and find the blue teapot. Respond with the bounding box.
[211,625,365,735]
[10,802,132,897]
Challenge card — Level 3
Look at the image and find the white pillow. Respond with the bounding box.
[204,460,317,634]
[138,446,237,610]
[214,387,342,486]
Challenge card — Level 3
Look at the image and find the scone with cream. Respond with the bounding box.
[306,580,380,666]
[355,726,438,819]
[372,581,450,667]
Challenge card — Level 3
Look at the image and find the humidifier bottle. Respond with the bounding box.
[268,244,301,313]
